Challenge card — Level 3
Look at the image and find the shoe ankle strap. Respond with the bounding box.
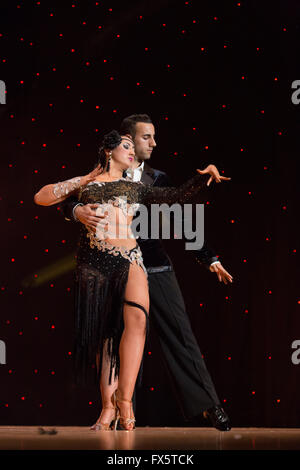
[116,397,132,404]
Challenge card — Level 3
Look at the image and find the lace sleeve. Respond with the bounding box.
[138,173,210,205]
[53,177,82,199]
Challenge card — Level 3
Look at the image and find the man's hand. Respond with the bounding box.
[209,262,233,284]
[75,203,106,232]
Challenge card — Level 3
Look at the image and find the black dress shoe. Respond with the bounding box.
[203,405,231,431]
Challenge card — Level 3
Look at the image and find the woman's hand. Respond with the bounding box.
[80,164,103,186]
[196,165,231,186]
[34,164,103,207]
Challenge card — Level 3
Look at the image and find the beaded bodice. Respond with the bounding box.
[79,177,142,207]
[76,172,208,256]
[78,173,207,207]
[79,178,142,242]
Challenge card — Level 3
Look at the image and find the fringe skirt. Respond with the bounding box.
[73,233,149,387]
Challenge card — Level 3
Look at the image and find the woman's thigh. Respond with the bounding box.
[123,262,149,326]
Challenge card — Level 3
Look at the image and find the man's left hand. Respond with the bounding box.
[209,262,233,284]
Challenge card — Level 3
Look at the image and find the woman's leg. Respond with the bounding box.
[92,344,118,428]
[117,262,149,428]
[100,341,118,408]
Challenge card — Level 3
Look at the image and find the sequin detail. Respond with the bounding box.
[106,196,140,216]
[79,173,208,208]
[86,231,148,277]
[53,176,82,198]
[81,177,128,193]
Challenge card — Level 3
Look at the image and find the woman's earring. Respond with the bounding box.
[107,151,112,172]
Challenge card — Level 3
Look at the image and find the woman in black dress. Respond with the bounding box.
[34,130,230,430]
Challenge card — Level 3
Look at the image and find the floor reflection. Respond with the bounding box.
[0,427,299,450]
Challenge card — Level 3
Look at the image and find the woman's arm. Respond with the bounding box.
[139,165,231,205]
[34,164,102,206]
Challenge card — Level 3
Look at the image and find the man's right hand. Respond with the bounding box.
[74,203,106,232]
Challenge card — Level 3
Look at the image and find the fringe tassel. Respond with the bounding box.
[73,263,136,387]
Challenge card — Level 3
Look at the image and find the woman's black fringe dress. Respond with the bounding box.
[72,173,208,387]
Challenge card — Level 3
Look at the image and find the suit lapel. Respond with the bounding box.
[141,162,157,186]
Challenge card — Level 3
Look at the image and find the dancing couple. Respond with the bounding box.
[34,115,232,431]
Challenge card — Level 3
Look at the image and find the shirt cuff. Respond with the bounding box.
[210,260,220,266]
[72,203,83,222]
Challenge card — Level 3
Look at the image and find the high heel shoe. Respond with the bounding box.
[114,390,136,431]
[90,392,116,431]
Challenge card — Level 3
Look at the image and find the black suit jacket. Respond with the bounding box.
[60,162,219,272]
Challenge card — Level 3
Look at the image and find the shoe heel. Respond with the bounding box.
[110,418,116,430]
[113,413,119,431]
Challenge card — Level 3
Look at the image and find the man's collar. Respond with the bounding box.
[127,160,144,172]
[134,160,144,171]
[126,160,156,181]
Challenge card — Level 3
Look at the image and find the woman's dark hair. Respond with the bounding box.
[120,114,152,139]
[97,129,122,173]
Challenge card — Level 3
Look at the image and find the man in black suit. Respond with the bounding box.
[61,114,233,431]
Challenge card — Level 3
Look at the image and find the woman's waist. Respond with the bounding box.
[95,218,135,241]
[82,230,139,253]
[98,237,138,251]
[77,231,147,275]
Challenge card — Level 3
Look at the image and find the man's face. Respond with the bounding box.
[133,122,157,161]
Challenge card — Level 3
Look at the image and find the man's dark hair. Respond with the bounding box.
[120,114,152,138]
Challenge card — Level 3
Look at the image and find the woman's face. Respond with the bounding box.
[110,136,135,170]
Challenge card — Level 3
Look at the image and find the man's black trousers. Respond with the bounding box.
[142,269,220,420]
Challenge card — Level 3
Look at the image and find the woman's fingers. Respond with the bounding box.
[95,163,103,173]
[220,176,231,181]
[197,168,231,184]
[207,174,221,185]
[90,166,99,175]
[87,164,103,182]
[94,163,102,171]
[197,167,221,182]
